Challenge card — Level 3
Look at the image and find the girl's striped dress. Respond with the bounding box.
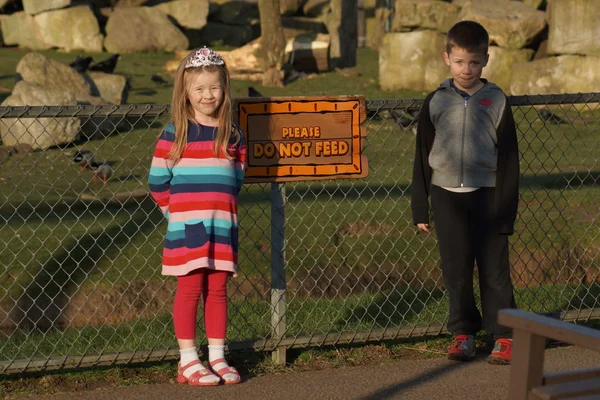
[148,121,246,276]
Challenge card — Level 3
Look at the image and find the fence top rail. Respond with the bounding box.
[0,93,598,118]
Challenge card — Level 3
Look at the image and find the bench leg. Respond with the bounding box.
[507,329,546,400]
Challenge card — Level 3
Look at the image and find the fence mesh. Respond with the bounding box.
[0,93,599,374]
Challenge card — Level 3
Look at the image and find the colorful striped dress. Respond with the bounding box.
[148,121,247,276]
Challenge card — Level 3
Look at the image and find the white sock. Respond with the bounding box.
[208,344,237,382]
[179,347,219,384]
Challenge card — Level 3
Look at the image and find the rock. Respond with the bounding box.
[16,52,92,102]
[22,0,71,15]
[211,1,259,25]
[86,72,128,104]
[34,6,103,52]
[0,81,80,150]
[364,0,390,50]
[280,0,304,15]
[547,0,600,55]
[483,46,534,91]
[187,22,254,48]
[510,55,600,95]
[0,12,50,50]
[390,0,460,33]
[459,1,546,49]
[0,0,14,9]
[379,30,448,91]
[533,39,547,60]
[104,7,189,53]
[281,16,327,39]
[154,0,209,30]
[303,0,329,18]
[520,0,543,9]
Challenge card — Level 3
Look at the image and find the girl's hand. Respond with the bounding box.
[417,223,430,233]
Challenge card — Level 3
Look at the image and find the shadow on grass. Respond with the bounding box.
[342,286,446,328]
[567,283,600,311]
[520,170,600,189]
[11,197,160,332]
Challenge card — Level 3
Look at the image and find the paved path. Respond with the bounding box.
[23,346,599,400]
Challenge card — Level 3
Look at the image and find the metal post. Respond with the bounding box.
[270,182,287,364]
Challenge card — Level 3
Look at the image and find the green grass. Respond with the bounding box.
[1,282,597,362]
[1,46,600,370]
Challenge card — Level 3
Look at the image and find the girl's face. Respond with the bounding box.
[186,70,224,124]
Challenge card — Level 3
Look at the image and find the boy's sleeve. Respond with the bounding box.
[148,125,175,218]
[495,99,520,235]
[411,92,437,225]
[234,129,247,193]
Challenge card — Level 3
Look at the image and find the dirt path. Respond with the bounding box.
[16,346,599,400]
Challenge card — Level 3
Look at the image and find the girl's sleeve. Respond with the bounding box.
[235,130,247,194]
[148,124,175,218]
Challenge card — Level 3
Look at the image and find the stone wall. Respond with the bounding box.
[378,0,600,94]
[0,0,329,53]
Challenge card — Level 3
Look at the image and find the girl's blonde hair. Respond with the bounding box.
[167,50,240,161]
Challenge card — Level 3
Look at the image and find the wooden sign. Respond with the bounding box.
[234,95,368,183]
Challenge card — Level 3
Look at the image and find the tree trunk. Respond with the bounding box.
[258,0,286,87]
[327,0,358,69]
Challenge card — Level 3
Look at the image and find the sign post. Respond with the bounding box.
[234,95,368,364]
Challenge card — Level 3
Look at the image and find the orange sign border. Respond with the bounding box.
[236,96,367,182]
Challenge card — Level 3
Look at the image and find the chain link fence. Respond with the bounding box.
[0,93,599,374]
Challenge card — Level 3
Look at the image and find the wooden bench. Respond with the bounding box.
[498,309,600,400]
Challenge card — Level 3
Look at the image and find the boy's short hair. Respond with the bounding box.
[446,21,489,55]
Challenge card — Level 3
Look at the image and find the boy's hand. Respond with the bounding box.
[417,223,430,233]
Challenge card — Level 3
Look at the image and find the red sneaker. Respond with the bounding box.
[448,334,476,361]
[486,338,512,365]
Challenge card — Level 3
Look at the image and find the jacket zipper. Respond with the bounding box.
[460,98,467,187]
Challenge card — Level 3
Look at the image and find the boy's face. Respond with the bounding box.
[443,46,489,93]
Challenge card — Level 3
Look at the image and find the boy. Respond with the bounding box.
[410,21,520,365]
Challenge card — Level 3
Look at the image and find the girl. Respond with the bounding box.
[148,46,247,386]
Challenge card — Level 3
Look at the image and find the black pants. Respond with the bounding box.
[431,185,516,339]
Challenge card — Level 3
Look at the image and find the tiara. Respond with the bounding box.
[185,46,225,68]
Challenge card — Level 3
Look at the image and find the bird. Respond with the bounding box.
[69,55,93,74]
[538,108,564,124]
[88,54,120,74]
[150,74,168,85]
[91,162,112,184]
[73,149,95,170]
[248,86,264,97]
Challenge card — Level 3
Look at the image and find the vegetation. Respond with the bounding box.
[0,45,599,386]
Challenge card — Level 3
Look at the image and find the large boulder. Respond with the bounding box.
[390,0,460,33]
[0,12,50,50]
[16,52,92,101]
[280,0,304,15]
[364,0,390,50]
[458,1,546,49]
[154,0,209,30]
[0,81,80,150]
[483,46,534,91]
[510,55,600,95]
[547,0,600,55]
[379,30,448,91]
[34,6,103,52]
[22,0,71,15]
[87,72,128,105]
[104,7,189,53]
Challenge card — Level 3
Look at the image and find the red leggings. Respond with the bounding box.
[173,269,229,340]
